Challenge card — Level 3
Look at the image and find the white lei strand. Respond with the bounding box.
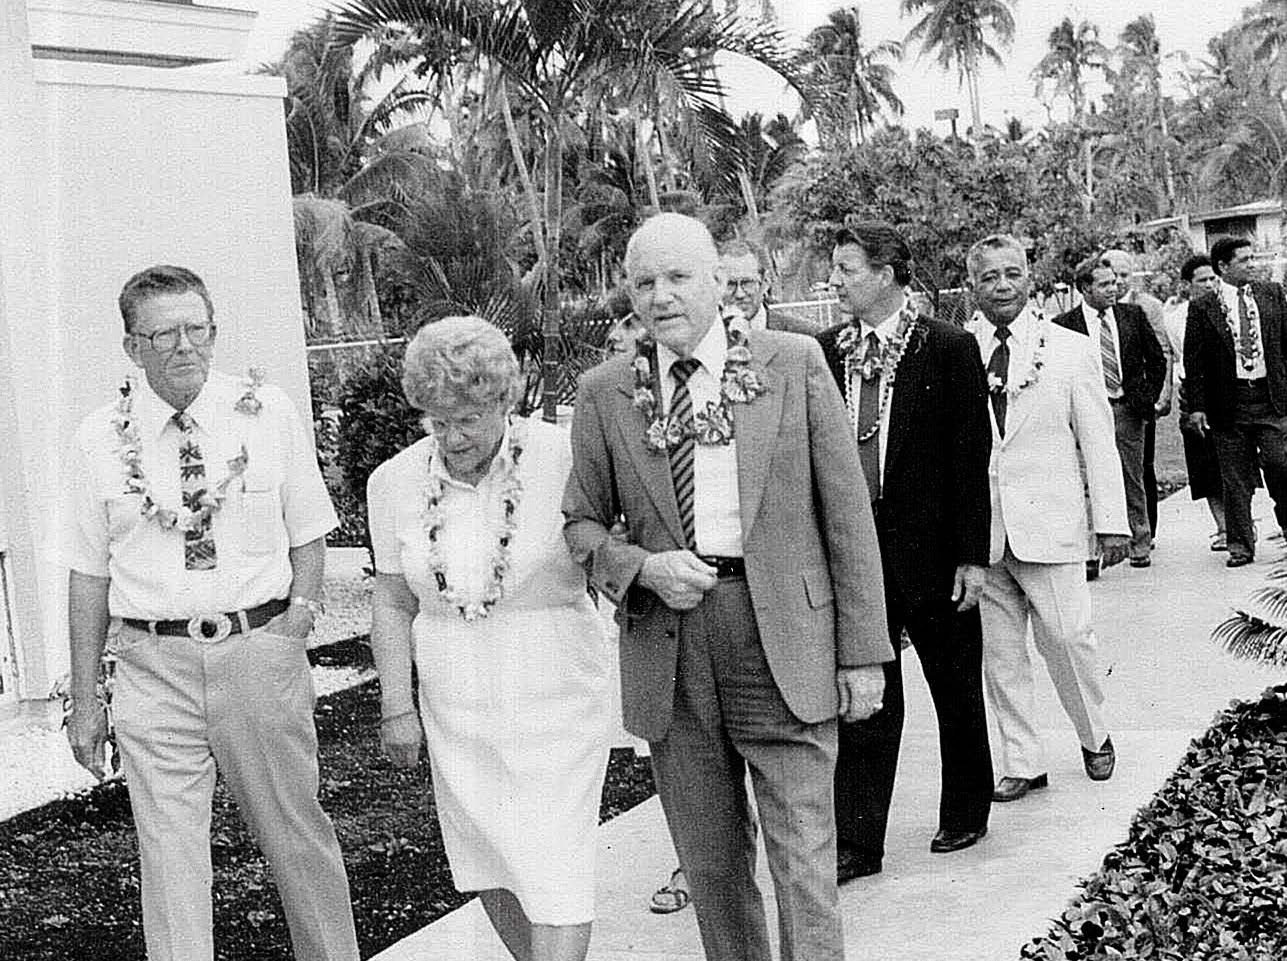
[837,305,921,442]
[1219,286,1264,371]
[972,309,1049,397]
[421,420,525,622]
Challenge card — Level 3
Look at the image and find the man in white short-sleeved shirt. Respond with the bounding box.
[64,265,359,961]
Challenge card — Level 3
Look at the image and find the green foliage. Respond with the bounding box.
[1213,542,1287,667]
[1022,685,1287,960]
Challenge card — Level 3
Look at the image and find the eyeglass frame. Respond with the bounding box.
[131,322,218,354]
[724,277,764,294]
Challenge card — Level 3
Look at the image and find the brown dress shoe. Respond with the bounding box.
[992,774,1048,802]
[1082,736,1116,781]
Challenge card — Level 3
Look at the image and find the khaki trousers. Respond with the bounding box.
[979,545,1110,779]
[112,623,359,961]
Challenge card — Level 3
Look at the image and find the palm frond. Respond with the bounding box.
[1213,612,1287,667]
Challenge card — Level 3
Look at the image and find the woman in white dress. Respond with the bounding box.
[366,316,610,961]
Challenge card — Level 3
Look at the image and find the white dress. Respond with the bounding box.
[367,417,611,924]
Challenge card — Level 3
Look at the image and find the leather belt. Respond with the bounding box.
[698,555,746,578]
[122,597,289,643]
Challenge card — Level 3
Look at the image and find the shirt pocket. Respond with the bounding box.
[238,473,283,556]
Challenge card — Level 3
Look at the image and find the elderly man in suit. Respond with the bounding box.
[563,212,891,961]
[816,221,994,880]
[1054,254,1166,570]
[964,235,1131,803]
[1186,236,1287,567]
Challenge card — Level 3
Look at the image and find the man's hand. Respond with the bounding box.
[67,705,109,780]
[380,711,424,769]
[1156,397,1172,417]
[837,665,885,723]
[1097,534,1130,569]
[638,551,718,611]
[1188,411,1209,435]
[951,563,987,612]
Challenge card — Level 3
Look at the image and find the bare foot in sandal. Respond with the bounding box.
[648,867,690,914]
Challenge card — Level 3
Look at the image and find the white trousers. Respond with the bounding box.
[979,544,1110,778]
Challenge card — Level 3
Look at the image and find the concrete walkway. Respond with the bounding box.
[375,490,1280,961]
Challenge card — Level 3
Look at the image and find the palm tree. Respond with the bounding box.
[798,6,904,150]
[899,0,1016,140]
[1116,14,1177,211]
[1031,18,1109,121]
[331,0,802,421]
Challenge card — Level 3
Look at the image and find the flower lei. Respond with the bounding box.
[973,310,1049,398]
[422,420,525,622]
[1219,286,1264,372]
[632,328,767,452]
[836,304,923,442]
[113,368,263,532]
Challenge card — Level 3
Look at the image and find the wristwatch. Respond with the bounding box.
[290,595,326,621]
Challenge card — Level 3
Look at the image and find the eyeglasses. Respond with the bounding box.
[725,278,762,293]
[134,323,216,353]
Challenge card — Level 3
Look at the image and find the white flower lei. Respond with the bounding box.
[1219,285,1264,372]
[971,310,1049,398]
[421,420,525,622]
[836,304,923,442]
[112,368,263,533]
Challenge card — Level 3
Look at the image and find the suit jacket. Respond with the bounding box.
[562,328,892,741]
[817,319,992,608]
[1184,282,1287,429]
[1052,302,1166,418]
[967,314,1130,564]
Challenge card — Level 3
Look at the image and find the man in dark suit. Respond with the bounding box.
[564,213,891,961]
[1054,255,1166,569]
[817,221,994,881]
[1186,236,1287,567]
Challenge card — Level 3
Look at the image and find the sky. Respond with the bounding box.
[239,0,1255,132]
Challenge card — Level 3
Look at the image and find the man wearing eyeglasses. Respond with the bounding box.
[64,265,359,961]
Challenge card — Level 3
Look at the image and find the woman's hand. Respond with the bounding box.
[380,710,424,768]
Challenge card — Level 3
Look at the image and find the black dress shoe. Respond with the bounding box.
[1085,559,1100,581]
[836,848,882,883]
[1129,556,1151,568]
[1082,736,1116,781]
[1227,553,1253,568]
[992,774,1048,802]
[929,827,987,853]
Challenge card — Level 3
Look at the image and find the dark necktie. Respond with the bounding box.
[1098,309,1122,394]
[987,324,1011,437]
[857,331,882,502]
[668,358,701,551]
[1237,287,1256,368]
[174,411,217,570]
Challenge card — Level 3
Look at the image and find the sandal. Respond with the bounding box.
[649,867,690,914]
[1211,532,1228,552]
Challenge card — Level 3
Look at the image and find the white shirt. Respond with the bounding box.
[971,305,1039,389]
[1163,299,1188,387]
[67,369,338,619]
[1081,302,1124,400]
[847,298,906,482]
[725,304,768,338]
[1219,281,1268,380]
[656,319,744,556]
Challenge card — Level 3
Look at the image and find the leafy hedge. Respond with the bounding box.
[1022,685,1287,960]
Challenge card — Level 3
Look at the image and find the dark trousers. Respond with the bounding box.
[1212,384,1287,559]
[834,576,993,861]
[1144,416,1158,536]
[651,577,842,961]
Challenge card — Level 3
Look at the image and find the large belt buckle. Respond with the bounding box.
[187,612,232,643]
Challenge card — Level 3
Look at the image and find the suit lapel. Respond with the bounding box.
[734,336,785,541]
[885,332,927,477]
[1256,284,1281,363]
[1205,296,1235,354]
[613,367,687,548]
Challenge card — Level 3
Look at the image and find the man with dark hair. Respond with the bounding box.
[1054,255,1166,570]
[66,265,360,961]
[818,220,994,879]
[1186,237,1287,566]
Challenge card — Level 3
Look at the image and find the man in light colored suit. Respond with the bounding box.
[964,235,1131,803]
[564,213,891,961]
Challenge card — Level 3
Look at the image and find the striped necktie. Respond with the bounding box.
[1099,309,1122,394]
[174,411,217,571]
[668,357,701,551]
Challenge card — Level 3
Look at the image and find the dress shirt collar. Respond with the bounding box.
[1081,301,1113,327]
[429,417,521,490]
[657,315,728,382]
[131,370,231,440]
[860,296,908,342]
[979,304,1034,347]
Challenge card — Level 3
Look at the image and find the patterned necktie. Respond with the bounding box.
[987,324,1011,437]
[668,358,701,551]
[1237,287,1256,367]
[174,411,217,570]
[1098,309,1122,394]
[857,332,882,502]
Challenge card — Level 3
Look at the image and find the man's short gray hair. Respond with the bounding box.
[401,315,522,413]
[966,234,1028,282]
[625,213,718,276]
